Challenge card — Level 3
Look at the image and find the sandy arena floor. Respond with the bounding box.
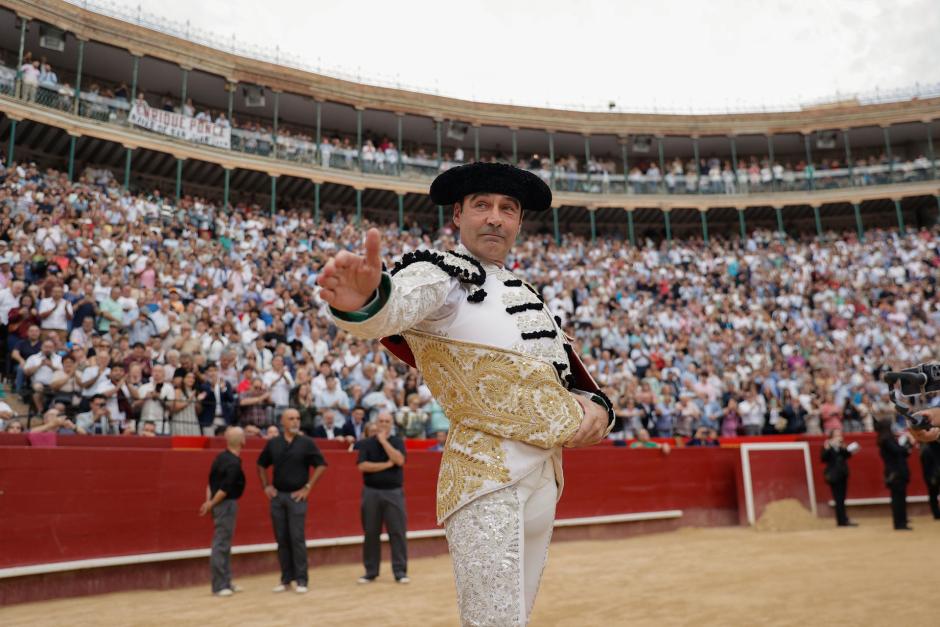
[3,515,937,626]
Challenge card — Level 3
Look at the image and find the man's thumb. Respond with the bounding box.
[364,228,381,268]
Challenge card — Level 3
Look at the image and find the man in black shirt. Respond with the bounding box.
[356,410,408,584]
[199,426,246,597]
[256,408,328,594]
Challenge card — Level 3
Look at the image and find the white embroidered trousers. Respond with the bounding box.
[444,460,557,627]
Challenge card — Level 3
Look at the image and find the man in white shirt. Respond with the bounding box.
[98,363,130,430]
[81,350,113,402]
[137,367,174,434]
[310,360,333,397]
[202,328,229,364]
[117,286,140,327]
[0,252,11,290]
[24,339,63,413]
[308,327,329,368]
[247,336,273,372]
[262,356,294,415]
[0,279,23,326]
[320,163,611,624]
[360,383,397,422]
[19,60,40,102]
[39,284,73,343]
[35,217,63,253]
[69,315,97,350]
[315,375,351,422]
[0,278,23,371]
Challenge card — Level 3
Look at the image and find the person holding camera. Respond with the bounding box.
[23,338,62,414]
[30,407,86,435]
[920,439,940,520]
[908,407,940,443]
[821,429,859,527]
[875,418,913,531]
[897,405,940,519]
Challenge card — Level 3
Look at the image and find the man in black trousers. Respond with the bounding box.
[257,409,328,594]
[200,426,246,597]
[356,410,408,584]
[920,439,940,519]
[821,428,858,527]
[876,418,912,530]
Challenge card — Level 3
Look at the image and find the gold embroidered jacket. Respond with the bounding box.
[330,246,585,523]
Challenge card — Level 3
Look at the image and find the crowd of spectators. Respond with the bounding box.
[617,153,935,195]
[0,155,937,446]
[4,55,934,196]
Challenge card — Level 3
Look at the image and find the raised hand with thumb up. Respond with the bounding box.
[317,228,383,312]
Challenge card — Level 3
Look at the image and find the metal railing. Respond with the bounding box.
[6,389,281,436]
[4,67,939,197]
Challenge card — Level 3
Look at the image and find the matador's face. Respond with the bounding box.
[453,193,522,266]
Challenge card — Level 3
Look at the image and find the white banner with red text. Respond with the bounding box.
[128,103,231,149]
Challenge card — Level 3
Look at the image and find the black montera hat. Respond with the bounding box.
[429,162,552,212]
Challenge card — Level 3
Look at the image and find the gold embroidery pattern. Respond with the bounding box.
[437,426,511,521]
[403,331,582,521]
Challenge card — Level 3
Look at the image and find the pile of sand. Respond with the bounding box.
[755,498,830,532]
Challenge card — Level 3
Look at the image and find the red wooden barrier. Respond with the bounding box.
[0,433,931,571]
[58,435,172,449]
[0,445,740,570]
[0,433,27,446]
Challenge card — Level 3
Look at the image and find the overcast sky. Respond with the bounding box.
[108,0,940,112]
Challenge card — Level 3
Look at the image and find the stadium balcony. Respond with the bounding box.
[1,0,940,239]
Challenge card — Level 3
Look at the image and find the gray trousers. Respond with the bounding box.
[361,486,408,579]
[210,499,238,593]
[271,491,308,585]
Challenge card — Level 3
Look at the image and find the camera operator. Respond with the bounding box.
[907,408,940,444]
[821,429,859,527]
[920,438,940,520]
[875,418,913,531]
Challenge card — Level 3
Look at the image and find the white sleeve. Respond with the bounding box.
[81,367,98,385]
[330,262,459,340]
